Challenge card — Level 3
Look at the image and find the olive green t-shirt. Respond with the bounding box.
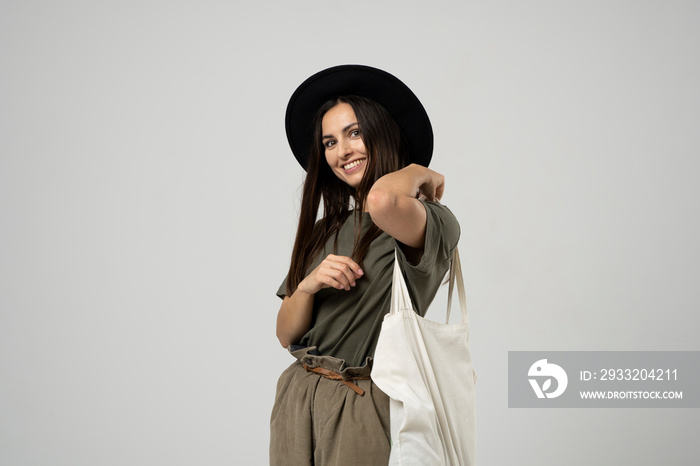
[277,199,460,368]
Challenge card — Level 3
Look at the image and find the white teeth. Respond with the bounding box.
[344,159,364,170]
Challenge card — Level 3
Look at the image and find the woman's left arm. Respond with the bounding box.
[366,163,445,250]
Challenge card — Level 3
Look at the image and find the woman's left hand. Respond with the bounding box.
[416,165,445,202]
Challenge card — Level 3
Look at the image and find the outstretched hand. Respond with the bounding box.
[298,254,364,294]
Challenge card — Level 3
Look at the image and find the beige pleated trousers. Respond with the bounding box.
[270,348,390,466]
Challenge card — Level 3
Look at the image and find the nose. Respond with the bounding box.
[337,138,353,159]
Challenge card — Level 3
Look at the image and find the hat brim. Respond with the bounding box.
[285,64,433,170]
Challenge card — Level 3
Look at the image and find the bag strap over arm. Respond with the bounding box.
[390,249,414,315]
[446,246,468,324]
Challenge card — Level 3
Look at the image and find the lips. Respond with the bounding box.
[343,158,366,173]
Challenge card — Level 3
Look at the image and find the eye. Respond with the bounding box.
[324,139,336,148]
[349,129,361,138]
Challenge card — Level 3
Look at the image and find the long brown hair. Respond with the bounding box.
[286,95,409,295]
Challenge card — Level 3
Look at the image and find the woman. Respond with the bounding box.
[271,65,460,466]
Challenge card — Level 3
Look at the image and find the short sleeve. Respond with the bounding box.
[395,198,461,275]
[276,276,288,300]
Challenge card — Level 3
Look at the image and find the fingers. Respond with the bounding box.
[300,254,364,294]
[325,255,363,290]
[320,255,364,291]
[326,254,363,276]
[435,182,445,201]
[420,170,445,202]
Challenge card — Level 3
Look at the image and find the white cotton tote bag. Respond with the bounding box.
[372,248,477,466]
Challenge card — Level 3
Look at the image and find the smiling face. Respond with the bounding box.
[321,102,368,189]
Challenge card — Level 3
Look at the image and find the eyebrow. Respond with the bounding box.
[322,122,358,139]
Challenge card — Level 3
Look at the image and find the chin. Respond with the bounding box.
[347,175,364,190]
[336,171,365,189]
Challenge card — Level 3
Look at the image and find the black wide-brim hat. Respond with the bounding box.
[285,64,433,170]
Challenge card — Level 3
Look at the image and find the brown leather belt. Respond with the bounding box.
[302,363,370,396]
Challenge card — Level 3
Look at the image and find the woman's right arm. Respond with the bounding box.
[276,254,364,348]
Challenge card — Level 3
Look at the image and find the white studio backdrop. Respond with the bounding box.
[1,0,698,464]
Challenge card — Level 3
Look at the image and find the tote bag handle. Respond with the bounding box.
[390,249,414,315]
[446,246,468,324]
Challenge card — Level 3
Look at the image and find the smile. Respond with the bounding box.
[343,159,366,173]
